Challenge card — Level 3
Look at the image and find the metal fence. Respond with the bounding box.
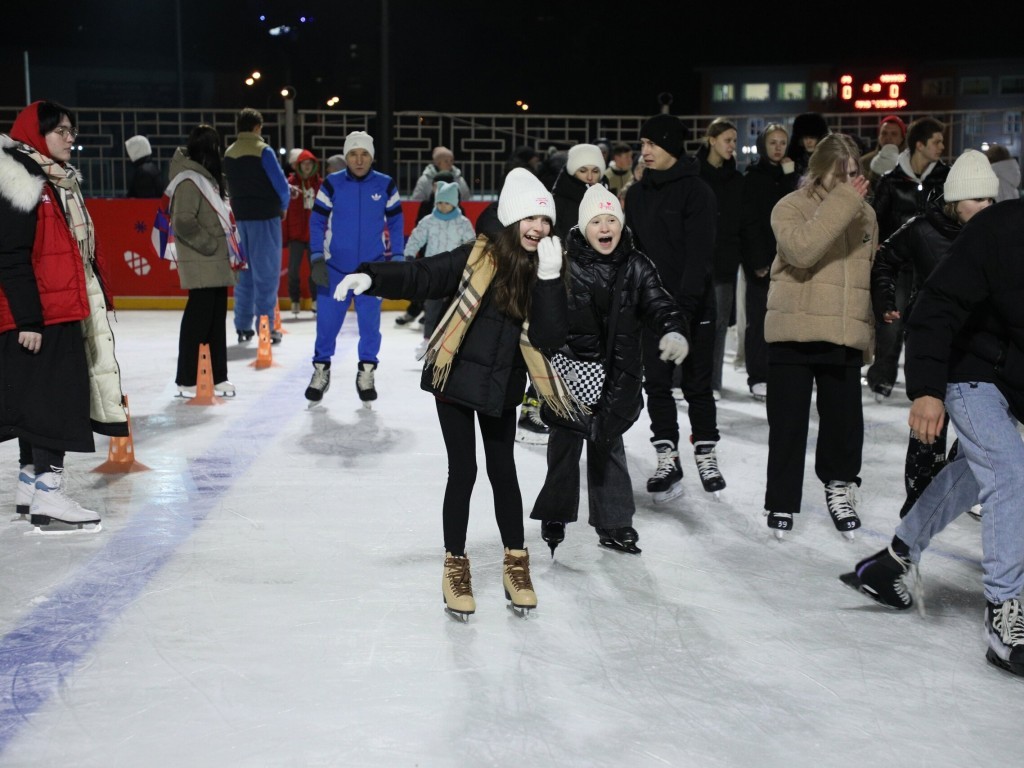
[1,107,1020,198]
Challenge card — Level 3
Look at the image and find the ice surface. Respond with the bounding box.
[0,310,1020,768]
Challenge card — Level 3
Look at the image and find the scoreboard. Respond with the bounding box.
[839,73,908,110]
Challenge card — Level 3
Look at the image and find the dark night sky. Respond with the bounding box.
[1,1,1020,114]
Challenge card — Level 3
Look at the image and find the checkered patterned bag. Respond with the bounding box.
[549,352,606,406]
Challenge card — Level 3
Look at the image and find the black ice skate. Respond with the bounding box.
[985,598,1024,677]
[693,440,726,499]
[356,361,377,409]
[825,480,861,540]
[305,362,331,406]
[236,329,255,344]
[647,440,683,503]
[516,397,549,445]
[839,543,914,610]
[765,511,793,540]
[541,520,565,558]
[596,526,641,554]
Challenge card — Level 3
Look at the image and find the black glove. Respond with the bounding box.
[310,256,329,288]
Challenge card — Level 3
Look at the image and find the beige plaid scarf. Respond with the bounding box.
[23,147,95,262]
[424,236,586,421]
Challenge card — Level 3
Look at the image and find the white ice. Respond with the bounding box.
[0,310,1021,768]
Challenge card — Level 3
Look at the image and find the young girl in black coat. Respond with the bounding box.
[530,184,689,556]
[334,169,570,621]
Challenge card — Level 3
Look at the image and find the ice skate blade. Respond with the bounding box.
[838,572,912,611]
[651,482,683,505]
[841,530,856,541]
[515,431,548,446]
[362,401,373,410]
[598,539,642,555]
[506,603,534,619]
[306,400,324,410]
[444,606,473,623]
[773,529,786,540]
[24,520,102,536]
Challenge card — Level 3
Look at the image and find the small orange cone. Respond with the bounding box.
[274,303,288,334]
[250,314,274,369]
[94,395,150,474]
[188,343,223,406]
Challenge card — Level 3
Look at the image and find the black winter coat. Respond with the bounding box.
[873,159,950,241]
[871,202,961,320]
[905,200,1024,419]
[127,157,164,198]
[358,239,568,416]
[553,227,686,442]
[695,144,743,283]
[739,157,797,276]
[624,157,716,338]
[551,169,587,240]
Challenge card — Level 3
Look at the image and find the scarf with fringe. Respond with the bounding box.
[20,145,95,262]
[423,236,585,421]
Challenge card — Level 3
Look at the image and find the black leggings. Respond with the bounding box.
[18,438,63,474]
[435,399,523,556]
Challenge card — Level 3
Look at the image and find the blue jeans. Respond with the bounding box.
[234,218,283,332]
[897,382,1024,604]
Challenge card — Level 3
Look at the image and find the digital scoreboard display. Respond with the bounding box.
[839,73,908,110]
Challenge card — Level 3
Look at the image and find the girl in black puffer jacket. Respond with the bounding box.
[530,184,688,556]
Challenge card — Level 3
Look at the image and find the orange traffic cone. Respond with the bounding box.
[94,395,150,474]
[274,303,288,334]
[187,343,223,406]
[250,314,274,369]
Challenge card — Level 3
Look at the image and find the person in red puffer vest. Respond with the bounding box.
[0,100,128,532]
[282,149,322,316]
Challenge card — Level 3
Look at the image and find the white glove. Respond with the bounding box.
[658,332,689,364]
[870,143,899,176]
[333,273,372,301]
[536,236,563,280]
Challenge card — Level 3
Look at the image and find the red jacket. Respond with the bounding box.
[283,150,322,243]
[0,182,91,333]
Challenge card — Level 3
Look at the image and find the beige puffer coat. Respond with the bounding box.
[766,182,878,361]
[168,149,236,290]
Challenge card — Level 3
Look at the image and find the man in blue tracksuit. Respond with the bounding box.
[305,130,404,404]
[223,107,291,344]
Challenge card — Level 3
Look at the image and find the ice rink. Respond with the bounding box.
[0,309,1021,768]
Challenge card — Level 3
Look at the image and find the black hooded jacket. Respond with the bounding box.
[739,149,798,276]
[551,169,588,240]
[624,157,716,338]
[695,143,743,283]
[553,226,686,442]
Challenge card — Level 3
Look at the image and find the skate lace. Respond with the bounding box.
[445,557,473,598]
[694,448,721,483]
[357,366,375,390]
[504,553,534,593]
[526,407,546,428]
[310,367,330,390]
[653,449,679,480]
[995,599,1024,646]
[826,482,858,522]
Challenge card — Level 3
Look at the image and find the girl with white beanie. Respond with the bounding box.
[530,184,689,556]
[332,168,570,621]
[872,148,998,518]
[551,143,607,239]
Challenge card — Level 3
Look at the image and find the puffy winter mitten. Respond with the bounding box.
[870,143,899,176]
[658,332,689,364]
[536,236,563,280]
[334,273,372,301]
[310,256,329,288]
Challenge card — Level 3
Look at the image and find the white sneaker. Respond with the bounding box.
[30,470,101,526]
[176,385,196,398]
[214,381,236,397]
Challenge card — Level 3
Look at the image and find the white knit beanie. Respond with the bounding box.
[343,130,375,160]
[125,135,152,162]
[497,168,556,226]
[578,183,625,229]
[944,149,999,202]
[566,143,607,175]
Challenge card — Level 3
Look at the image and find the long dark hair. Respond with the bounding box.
[484,223,547,322]
[187,124,225,198]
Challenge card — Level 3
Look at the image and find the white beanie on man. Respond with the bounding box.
[578,183,625,229]
[944,149,999,202]
[497,168,556,226]
[566,143,607,175]
[343,131,375,160]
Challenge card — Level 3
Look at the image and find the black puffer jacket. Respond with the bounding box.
[358,237,568,416]
[739,155,797,276]
[871,201,961,320]
[551,168,588,240]
[624,157,716,338]
[695,144,743,283]
[905,200,1024,419]
[552,227,685,442]
[873,158,950,241]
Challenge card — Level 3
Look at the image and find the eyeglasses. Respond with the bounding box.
[51,126,79,141]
